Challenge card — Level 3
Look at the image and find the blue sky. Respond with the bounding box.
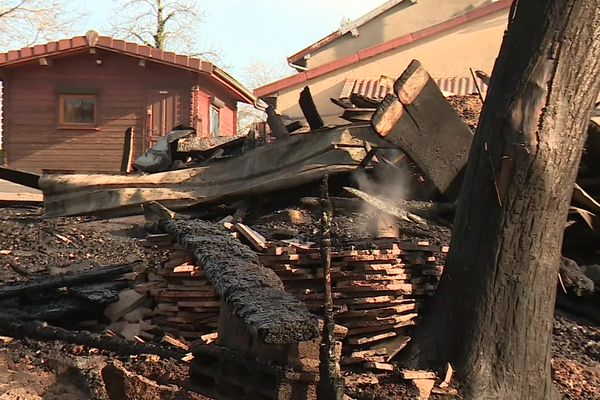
[78,0,387,78]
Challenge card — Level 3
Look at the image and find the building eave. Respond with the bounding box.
[257,0,512,98]
[287,0,416,65]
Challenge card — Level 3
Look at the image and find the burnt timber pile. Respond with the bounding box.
[0,60,473,400]
[0,59,597,399]
[258,240,445,371]
[144,241,221,340]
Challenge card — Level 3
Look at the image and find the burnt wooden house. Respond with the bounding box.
[0,31,255,173]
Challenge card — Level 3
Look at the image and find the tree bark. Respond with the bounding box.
[404,1,600,399]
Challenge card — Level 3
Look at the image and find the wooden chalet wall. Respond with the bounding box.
[191,79,238,138]
[1,50,238,173]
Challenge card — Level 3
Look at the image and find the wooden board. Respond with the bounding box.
[0,192,43,205]
[40,124,392,217]
[371,60,473,198]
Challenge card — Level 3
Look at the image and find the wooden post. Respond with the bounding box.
[317,175,344,400]
[265,106,289,140]
[121,127,135,173]
[299,86,325,131]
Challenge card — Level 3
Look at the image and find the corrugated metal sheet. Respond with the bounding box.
[435,77,488,96]
[340,76,488,102]
[339,78,393,100]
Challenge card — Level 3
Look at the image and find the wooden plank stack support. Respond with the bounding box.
[142,241,220,340]
[259,239,446,371]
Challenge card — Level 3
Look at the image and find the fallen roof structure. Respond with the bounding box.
[39,59,474,218]
[40,124,396,217]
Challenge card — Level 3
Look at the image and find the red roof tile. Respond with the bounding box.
[0,31,255,104]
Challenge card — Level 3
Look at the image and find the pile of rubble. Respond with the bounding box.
[0,59,598,400]
[257,239,444,371]
[143,241,220,341]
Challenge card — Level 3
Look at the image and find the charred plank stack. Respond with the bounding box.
[143,246,221,340]
[160,219,319,343]
[136,239,220,341]
[259,239,446,371]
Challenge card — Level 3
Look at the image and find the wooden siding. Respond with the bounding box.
[2,49,238,173]
[219,106,236,137]
[192,79,238,137]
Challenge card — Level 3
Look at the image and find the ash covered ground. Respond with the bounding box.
[0,207,597,399]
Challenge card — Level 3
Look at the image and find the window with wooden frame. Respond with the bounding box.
[209,104,221,137]
[59,94,97,127]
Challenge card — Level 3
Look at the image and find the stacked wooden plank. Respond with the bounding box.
[259,239,446,371]
[142,243,220,340]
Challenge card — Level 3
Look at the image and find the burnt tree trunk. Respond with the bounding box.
[317,176,343,400]
[404,1,600,399]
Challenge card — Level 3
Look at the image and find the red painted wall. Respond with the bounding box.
[191,81,238,138]
[2,50,239,173]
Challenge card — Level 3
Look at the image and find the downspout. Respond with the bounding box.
[288,62,309,72]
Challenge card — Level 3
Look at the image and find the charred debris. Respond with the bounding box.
[0,59,598,400]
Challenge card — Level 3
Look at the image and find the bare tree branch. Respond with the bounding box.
[108,0,215,60]
[0,0,85,47]
[236,62,295,134]
[0,0,27,18]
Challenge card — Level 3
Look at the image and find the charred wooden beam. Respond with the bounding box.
[330,97,352,109]
[160,219,319,344]
[341,108,376,123]
[70,280,130,305]
[299,86,324,130]
[265,105,289,139]
[559,257,594,297]
[0,318,186,360]
[121,127,135,173]
[0,261,140,300]
[372,94,404,138]
[350,93,379,109]
[41,125,392,217]
[285,120,306,133]
[0,167,40,189]
[300,196,456,218]
[1,296,106,322]
[372,60,474,198]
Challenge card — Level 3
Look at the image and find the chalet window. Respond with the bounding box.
[210,105,220,136]
[59,94,97,127]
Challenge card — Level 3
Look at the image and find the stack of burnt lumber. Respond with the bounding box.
[258,239,446,371]
[140,237,220,340]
